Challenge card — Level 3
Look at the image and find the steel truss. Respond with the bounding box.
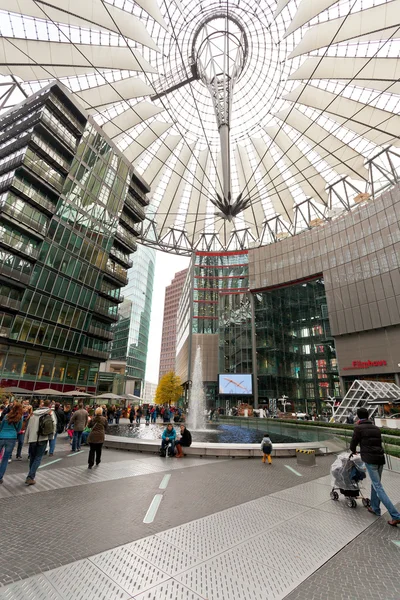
[138,148,400,255]
[333,380,400,423]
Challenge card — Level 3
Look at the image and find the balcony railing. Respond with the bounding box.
[88,325,114,341]
[104,263,128,285]
[11,177,56,213]
[0,294,21,311]
[109,246,133,268]
[0,264,31,284]
[93,303,119,321]
[0,231,39,260]
[115,227,138,252]
[0,326,11,338]
[120,212,141,235]
[82,347,110,361]
[124,193,145,221]
[1,203,48,236]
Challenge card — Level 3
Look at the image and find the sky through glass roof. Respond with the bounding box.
[1,0,400,254]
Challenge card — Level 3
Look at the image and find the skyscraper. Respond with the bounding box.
[159,268,188,381]
[0,83,149,393]
[110,245,156,396]
[176,251,249,406]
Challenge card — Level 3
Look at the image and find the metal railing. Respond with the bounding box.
[88,324,114,340]
[0,294,21,310]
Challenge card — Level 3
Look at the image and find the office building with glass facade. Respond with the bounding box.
[110,245,156,396]
[0,83,149,393]
[176,250,249,405]
[159,268,188,381]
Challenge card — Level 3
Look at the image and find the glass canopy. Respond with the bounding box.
[1,0,400,254]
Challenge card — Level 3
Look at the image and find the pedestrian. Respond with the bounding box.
[350,407,400,526]
[160,423,176,456]
[49,402,66,456]
[150,406,156,423]
[175,425,192,458]
[63,404,71,429]
[0,398,11,422]
[346,411,355,425]
[68,403,88,452]
[261,432,273,465]
[115,406,122,425]
[145,407,151,425]
[107,405,114,424]
[15,404,32,460]
[129,405,134,425]
[87,407,108,469]
[136,406,142,424]
[0,401,23,482]
[24,400,57,485]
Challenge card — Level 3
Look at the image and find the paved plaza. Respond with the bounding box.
[0,435,399,600]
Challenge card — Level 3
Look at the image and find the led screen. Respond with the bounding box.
[218,374,253,395]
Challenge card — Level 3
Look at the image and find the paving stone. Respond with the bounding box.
[89,546,169,595]
[45,560,130,600]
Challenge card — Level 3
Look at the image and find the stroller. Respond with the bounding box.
[330,452,370,509]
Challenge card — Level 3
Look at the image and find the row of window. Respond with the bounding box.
[0,250,32,277]
[0,191,49,235]
[48,220,110,264]
[31,132,71,172]
[24,148,65,191]
[10,315,84,353]
[20,290,88,330]
[41,107,78,150]
[0,312,13,337]
[0,347,97,384]
[31,266,96,309]
[0,223,39,259]
[40,241,101,288]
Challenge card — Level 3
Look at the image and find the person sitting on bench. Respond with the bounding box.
[175,425,192,458]
[160,423,176,456]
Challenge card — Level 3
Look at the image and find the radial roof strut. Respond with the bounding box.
[0,0,400,254]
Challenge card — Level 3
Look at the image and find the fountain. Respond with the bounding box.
[188,346,206,430]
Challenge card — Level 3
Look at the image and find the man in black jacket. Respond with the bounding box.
[350,407,400,526]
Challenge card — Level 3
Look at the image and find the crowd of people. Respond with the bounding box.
[0,397,110,483]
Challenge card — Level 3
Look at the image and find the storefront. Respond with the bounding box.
[334,327,400,393]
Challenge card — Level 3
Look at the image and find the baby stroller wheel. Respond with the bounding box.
[330,491,339,501]
[346,498,357,508]
[362,498,371,508]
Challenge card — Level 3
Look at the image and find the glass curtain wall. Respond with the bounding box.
[254,277,339,412]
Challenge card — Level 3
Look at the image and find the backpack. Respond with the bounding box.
[38,413,54,437]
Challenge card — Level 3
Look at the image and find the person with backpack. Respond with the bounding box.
[67,403,88,452]
[24,399,57,485]
[48,402,66,456]
[260,433,273,465]
[0,401,23,483]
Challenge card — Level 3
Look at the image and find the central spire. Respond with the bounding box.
[192,15,248,215]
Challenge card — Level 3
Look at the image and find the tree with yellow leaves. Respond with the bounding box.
[155,371,183,406]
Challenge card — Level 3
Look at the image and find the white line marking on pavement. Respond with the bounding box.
[38,459,62,469]
[67,450,84,457]
[143,494,163,524]
[285,465,303,477]
[159,474,171,489]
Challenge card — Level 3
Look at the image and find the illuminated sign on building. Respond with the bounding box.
[343,360,387,371]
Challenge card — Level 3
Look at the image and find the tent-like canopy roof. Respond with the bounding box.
[1,0,400,254]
